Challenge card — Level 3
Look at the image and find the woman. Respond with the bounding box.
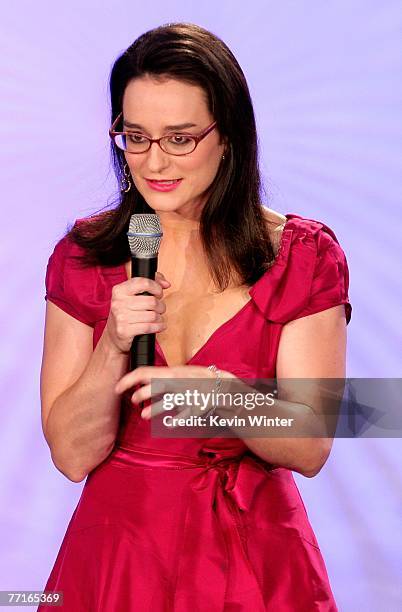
[39,22,351,611]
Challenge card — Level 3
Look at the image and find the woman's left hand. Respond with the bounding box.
[114,365,235,420]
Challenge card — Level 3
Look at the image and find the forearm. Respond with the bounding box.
[235,401,331,477]
[46,330,129,481]
[217,375,335,477]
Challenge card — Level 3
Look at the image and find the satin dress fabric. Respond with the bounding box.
[38,213,352,611]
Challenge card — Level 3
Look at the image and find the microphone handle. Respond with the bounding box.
[130,255,158,370]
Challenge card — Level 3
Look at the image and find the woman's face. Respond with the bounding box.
[122,75,226,218]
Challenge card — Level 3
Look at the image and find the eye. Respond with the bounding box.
[168,135,193,145]
[128,133,147,143]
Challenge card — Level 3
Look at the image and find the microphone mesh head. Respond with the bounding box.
[127,214,163,257]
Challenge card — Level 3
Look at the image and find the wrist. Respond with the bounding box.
[99,327,130,361]
[204,365,237,418]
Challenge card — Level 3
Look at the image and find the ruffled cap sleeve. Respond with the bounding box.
[250,214,352,325]
[44,220,99,327]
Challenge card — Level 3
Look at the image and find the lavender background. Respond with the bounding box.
[1,1,401,610]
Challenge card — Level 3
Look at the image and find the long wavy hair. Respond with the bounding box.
[68,22,276,289]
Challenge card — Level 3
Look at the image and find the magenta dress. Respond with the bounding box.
[39,213,352,611]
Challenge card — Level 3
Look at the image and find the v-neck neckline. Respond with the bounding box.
[117,213,296,367]
[155,297,254,367]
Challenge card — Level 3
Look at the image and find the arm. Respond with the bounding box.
[41,301,128,483]
[227,304,347,477]
[117,303,347,479]
[41,273,170,483]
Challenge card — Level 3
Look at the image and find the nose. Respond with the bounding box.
[145,141,172,172]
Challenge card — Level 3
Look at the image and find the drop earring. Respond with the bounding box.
[120,162,132,193]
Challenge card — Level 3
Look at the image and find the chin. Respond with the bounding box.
[145,200,184,212]
[143,195,195,213]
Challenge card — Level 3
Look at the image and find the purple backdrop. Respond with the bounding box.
[1,2,401,610]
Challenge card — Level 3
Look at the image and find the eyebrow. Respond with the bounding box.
[123,120,198,131]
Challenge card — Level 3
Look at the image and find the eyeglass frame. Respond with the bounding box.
[109,111,218,156]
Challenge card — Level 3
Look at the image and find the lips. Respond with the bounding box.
[145,178,183,192]
[146,179,181,184]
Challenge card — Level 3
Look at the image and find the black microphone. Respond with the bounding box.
[127,214,163,370]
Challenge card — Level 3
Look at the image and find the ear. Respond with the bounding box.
[222,139,231,156]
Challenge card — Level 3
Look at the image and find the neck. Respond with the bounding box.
[158,210,200,231]
[155,210,203,251]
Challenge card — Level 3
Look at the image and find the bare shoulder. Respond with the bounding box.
[261,206,287,231]
[261,207,287,254]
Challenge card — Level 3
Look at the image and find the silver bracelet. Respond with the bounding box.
[204,364,222,418]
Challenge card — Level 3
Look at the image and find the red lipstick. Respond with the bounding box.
[145,179,183,192]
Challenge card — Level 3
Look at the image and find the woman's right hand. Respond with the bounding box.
[104,271,171,354]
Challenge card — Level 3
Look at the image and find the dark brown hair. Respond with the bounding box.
[68,22,276,288]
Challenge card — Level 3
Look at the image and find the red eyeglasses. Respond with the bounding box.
[109,112,217,156]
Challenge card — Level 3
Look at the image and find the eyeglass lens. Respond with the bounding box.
[114,133,197,154]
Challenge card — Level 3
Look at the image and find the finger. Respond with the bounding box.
[132,380,170,405]
[131,383,151,404]
[141,397,166,419]
[155,271,171,285]
[177,406,192,419]
[142,404,199,426]
[119,364,204,396]
[126,277,164,297]
[114,366,155,394]
[125,295,167,313]
[115,366,173,395]
[125,310,165,324]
